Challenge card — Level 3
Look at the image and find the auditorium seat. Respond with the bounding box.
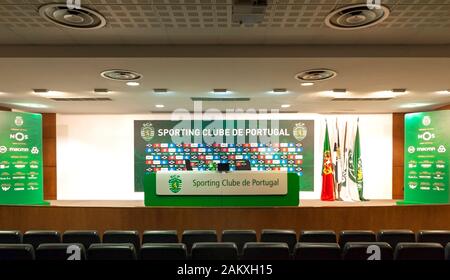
[142,230,178,244]
[299,230,337,243]
[417,230,450,247]
[103,230,140,250]
[191,242,238,260]
[446,243,450,261]
[0,244,35,260]
[0,230,22,244]
[294,243,341,260]
[36,243,86,260]
[342,242,393,260]
[221,230,257,255]
[140,243,187,260]
[23,230,61,249]
[181,230,217,253]
[88,243,137,260]
[377,230,416,248]
[63,231,101,249]
[260,229,297,252]
[394,243,445,260]
[242,242,290,260]
[339,230,376,247]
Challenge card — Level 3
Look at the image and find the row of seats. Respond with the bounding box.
[1,242,450,260]
[1,229,450,251]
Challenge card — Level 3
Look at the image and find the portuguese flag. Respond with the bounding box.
[321,122,335,201]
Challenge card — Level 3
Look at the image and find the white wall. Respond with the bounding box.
[56,113,392,200]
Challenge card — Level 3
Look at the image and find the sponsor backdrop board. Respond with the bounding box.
[401,110,449,204]
[0,111,45,205]
[134,120,314,194]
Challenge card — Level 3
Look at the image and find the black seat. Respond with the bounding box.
[260,229,297,252]
[294,243,341,260]
[242,242,290,260]
[0,244,35,260]
[63,231,101,250]
[342,242,393,260]
[339,230,376,247]
[417,230,450,247]
[103,230,140,250]
[36,243,86,260]
[221,230,257,255]
[23,230,61,249]
[377,230,415,248]
[299,230,336,243]
[181,230,217,253]
[394,242,444,260]
[0,230,22,244]
[140,243,187,260]
[191,242,238,260]
[445,243,450,261]
[142,230,178,244]
[88,243,137,260]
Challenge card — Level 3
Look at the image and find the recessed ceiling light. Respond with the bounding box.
[391,88,408,95]
[436,90,450,95]
[212,89,232,95]
[281,104,291,108]
[94,88,110,94]
[295,69,337,82]
[12,103,48,108]
[400,103,433,109]
[101,69,142,81]
[325,4,390,30]
[153,88,168,94]
[39,4,106,30]
[126,82,140,87]
[155,104,165,108]
[33,89,64,97]
[301,82,315,87]
[333,88,347,93]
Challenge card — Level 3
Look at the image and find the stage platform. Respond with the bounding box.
[1,200,449,236]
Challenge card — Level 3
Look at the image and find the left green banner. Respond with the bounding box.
[0,111,45,205]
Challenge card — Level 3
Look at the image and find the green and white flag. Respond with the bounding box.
[348,119,367,201]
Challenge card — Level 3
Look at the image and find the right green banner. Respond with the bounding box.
[401,110,449,204]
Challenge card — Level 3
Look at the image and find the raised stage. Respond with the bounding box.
[1,200,449,235]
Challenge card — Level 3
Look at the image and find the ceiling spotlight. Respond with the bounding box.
[33,89,48,93]
[126,82,140,87]
[212,89,231,95]
[436,90,450,95]
[295,69,337,82]
[153,88,168,94]
[94,88,110,94]
[333,89,347,93]
[155,104,165,108]
[325,4,390,30]
[281,104,291,108]
[33,89,64,97]
[391,88,407,94]
[301,82,315,87]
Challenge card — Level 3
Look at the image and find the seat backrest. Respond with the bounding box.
[299,230,337,243]
[377,230,415,248]
[342,242,393,260]
[191,242,238,260]
[0,244,35,260]
[339,230,376,247]
[445,243,450,261]
[242,242,290,260]
[394,242,444,260]
[260,229,297,252]
[417,230,450,247]
[36,243,86,260]
[142,230,178,244]
[103,230,140,250]
[140,243,187,260]
[181,230,217,252]
[63,231,100,250]
[0,230,22,244]
[221,230,257,254]
[294,243,341,260]
[23,230,61,249]
[88,243,137,260]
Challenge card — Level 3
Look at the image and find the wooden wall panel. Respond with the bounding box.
[0,205,449,236]
[42,113,57,200]
[392,113,405,200]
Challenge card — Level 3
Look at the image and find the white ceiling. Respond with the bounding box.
[0,56,449,113]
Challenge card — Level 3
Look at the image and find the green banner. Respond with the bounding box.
[402,110,450,204]
[134,119,314,193]
[0,111,45,205]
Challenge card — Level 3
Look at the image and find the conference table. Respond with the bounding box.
[144,171,300,207]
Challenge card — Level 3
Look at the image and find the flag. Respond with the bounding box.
[333,119,342,200]
[320,122,335,201]
[351,120,368,201]
[346,121,361,201]
[339,121,352,201]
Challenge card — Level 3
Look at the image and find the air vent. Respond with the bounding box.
[191,97,251,102]
[295,69,337,82]
[332,97,393,101]
[38,4,106,30]
[325,4,390,30]
[101,70,142,81]
[50,98,112,101]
